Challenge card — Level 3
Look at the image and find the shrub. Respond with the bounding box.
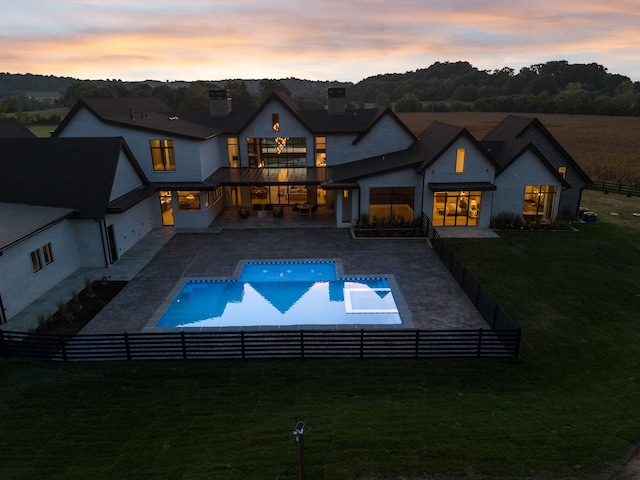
[490,211,524,229]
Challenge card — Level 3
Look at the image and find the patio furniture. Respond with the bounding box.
[238,207,250,219]
[273,206,284,217]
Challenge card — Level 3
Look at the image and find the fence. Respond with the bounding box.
[586,181,640,197]
[0,329,520,361]
[421,214,521,333]
[0,216,521,362]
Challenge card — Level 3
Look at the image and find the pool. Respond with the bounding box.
[155,260,404,329]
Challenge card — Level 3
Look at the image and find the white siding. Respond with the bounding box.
[105,198,155,259]
[1,221,80,321]
[492,151,562,218]
[109,149,145,201]
[327,115,415,165]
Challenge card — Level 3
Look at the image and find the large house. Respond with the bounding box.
[0,89,590,324]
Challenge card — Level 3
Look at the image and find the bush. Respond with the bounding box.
[490,211,523,229]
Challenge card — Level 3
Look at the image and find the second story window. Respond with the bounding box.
[272,114,280,132]
[227,137,239,168]
[456,148,465,173]
[150,139,176,171]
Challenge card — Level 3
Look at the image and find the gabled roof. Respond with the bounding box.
[53,97,250,140]
[0,118,37,138]
[54,92,416,143]
[482,138,571,187]
[0,137,146,218]
[483,115,591,184]
[414,121,498,173]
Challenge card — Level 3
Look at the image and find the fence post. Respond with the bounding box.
[300,331,304,359]
[476,329,483,357]
[360,329,364,358]
[0,330,4,359]
[415,330,420,358]
[181,331,187,360]
[58,335,68,362]
[241,331,245,359]
[124,332,131,361]
[492,303,499,329]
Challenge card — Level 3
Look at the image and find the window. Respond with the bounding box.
[42,243,54,265]
[247,137,307,168]
[227,137,239,168]
[456,148,465,173]
[369,187,415,222]
[30,250,42,273]
[177,191,201,211]
[272,114,280,132]
[212,186,223,203]
[150,139,176,171]
[558,166,567,179]
[523,186,556,223]
[432,191,481,227]
[316,136,326,166]
[30,243,55,273]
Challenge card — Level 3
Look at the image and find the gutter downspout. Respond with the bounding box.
[0,291,7,324]
[96,218,109,268]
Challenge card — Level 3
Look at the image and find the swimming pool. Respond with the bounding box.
[155,260,403,329]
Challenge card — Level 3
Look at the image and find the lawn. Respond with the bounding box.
[1,196,639,479]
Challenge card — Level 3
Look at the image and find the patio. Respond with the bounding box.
[80,227,487,334]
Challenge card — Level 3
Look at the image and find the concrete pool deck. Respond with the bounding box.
[79,227,486,334]
[3,225,489,333]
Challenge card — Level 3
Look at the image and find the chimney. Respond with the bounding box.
[327,87,346,116]
[209,89,232,117]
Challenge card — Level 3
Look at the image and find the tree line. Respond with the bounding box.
[2,60,639,123]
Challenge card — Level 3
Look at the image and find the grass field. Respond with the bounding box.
[1,195,639,480]
[398,112,640,186]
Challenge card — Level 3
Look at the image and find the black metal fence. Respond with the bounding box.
[421,214,521,334]
[586,181,640,197]
[0,329,520,361]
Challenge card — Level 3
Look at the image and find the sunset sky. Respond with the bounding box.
[2,0,639,83]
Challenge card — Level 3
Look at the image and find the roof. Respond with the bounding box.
[483,115,591,184]
[54,92,416,143]
[0,137,146,218]
[0,118,37,138]
[414,121,499,173]
[328,148,423,184]
[428,182,497,191]
[0,203,75,252]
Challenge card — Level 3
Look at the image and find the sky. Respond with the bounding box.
[2,0,639,83]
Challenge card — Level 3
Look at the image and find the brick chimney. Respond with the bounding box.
[209,89,232,117]
[327,87,346,116]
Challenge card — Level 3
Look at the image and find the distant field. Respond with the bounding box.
[398,112,640,185]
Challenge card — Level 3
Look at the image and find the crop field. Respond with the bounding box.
[398,112,640,185]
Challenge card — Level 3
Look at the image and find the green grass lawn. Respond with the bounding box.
[1,203,639,479]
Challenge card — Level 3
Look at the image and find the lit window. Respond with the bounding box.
[272,114,280,132]
[42,243,54,265]
[30,250,42,273]
[316,136,326,166]
[558,166,567,179]
[343,190,349,198]
[227,137,239,168]
[456,148,465,173]
[177,191,201,211]
[150,139,176,171]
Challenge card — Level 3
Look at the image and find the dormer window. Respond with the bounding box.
[456,148,465,173]
[272,114,280,132]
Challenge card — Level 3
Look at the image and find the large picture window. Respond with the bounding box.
[369,187,415,222]
[432,191,481,227]
[150,139,176,171]
[523,186,556,224]
[247,137,307,168]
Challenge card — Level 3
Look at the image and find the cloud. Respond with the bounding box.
[1,0,639,81]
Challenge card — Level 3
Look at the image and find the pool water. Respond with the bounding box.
[156,261,402,328]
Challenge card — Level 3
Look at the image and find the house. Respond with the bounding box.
[0,137,152,322]
[0,89,590,325]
